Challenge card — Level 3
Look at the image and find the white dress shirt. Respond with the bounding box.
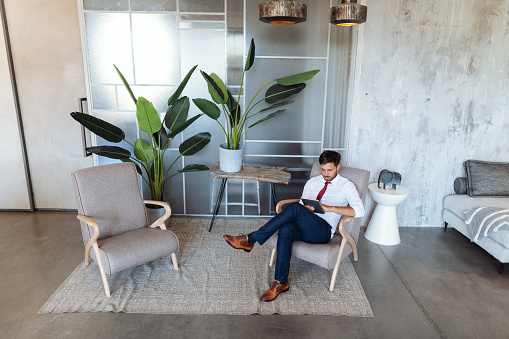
[300,173,365,238]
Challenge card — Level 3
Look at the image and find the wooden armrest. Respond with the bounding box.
[276,199,300,214]
[77,214,100,265]
[77,215,99,238]
[143,200,171,230]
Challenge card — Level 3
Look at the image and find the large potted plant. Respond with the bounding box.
[71,65,211,215]
[193,38,319,172]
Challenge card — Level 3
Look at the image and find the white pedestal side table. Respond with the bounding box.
[364,183,410,246]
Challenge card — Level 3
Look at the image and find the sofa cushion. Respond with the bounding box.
[464,160,509,197]
[454,177,467,194]
[443,195,509,220]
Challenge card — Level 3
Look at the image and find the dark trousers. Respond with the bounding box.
[250,202,332,284]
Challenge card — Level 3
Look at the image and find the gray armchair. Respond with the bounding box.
[71,163,179,297]
[266,163,369,291]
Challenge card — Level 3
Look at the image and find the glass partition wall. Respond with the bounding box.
[78,0,357,216]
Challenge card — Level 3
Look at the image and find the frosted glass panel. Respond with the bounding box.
[179,28,226,144]
[85,13,133,84]
[244,156,316,168]
[91,85,117,110]
[162,150,185,213]
[246,0,329,57]
[132,14,180,85]
[245,142,321,156]
[131,0,177,12]
[226,0,243,86]
[94,111,137,146]
[179,22,225,29]
[94,111,137,167]
[118,85,178,112]
[184,170,212,214]
[244,58,327,141]
[179,0,224,13]
[324,26,356,149]
[83,0,128,11]
[180,14,224,21]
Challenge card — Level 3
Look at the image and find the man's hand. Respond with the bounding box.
[304,204,315,212]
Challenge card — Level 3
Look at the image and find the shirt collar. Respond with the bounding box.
[320,173,341,186]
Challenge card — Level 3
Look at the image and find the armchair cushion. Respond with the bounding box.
[266,233,351,270]
[72,163,148,242]
[90,227,179,275]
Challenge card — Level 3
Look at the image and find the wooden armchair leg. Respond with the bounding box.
[350,241,359,262]
[85,246,91,265]
[329,239,347,292]
[92,243,111,298]
[269,249,276,267]
[171,253,179,270]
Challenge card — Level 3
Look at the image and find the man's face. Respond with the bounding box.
[320,162,340,182]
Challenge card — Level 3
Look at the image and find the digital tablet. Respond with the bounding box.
[301,199,325,214]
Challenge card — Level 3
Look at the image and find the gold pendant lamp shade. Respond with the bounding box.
[258,0,307,25]
[330,0,367,26]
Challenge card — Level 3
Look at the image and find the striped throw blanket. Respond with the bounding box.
[464,207,509,242]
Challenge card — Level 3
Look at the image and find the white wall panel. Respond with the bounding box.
[4,0,92,209]
[0,13,30,210]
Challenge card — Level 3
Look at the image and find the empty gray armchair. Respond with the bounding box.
[71,163,179,297]
[266,163,369,291]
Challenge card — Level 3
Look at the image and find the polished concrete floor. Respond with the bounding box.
[1,211,508,339]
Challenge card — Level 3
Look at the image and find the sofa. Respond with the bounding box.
[443,160,509,274]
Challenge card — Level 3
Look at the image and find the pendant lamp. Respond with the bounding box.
[258,0,307,25]
[330,0,367,27]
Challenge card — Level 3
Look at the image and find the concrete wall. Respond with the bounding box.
[2,0,92,209]
[349,0,509,226]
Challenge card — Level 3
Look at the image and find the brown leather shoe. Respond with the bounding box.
[260,280,290,302]
[223,234,254,252]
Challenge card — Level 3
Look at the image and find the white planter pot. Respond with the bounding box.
[219,143,244,172]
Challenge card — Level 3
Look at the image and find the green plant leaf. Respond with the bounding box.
[134,138,155,163]
[153,127,169,149]
[192,98,220,120]
[165,96,189,132]
[168,65,198,106]
[244,38,255,71]
[227,90,241,126]
[70,112,125,143]
[179,132,211,156]
[210,73,229,104]
[177,164,209,173]
[201,71,225,104]
[167,114,202,139]
[275,69,320,86]
[264,83,306,104]
[248,109,286,129]
[258,100,293,113]
[121,159,142,174]
[137,96,161,134]
[86,146,131,160]
[114,64,137,104]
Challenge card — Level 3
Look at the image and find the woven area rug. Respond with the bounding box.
[39,217,373,317]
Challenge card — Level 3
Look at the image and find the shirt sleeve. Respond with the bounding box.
[345,181,365,218]
[300,178,315,201]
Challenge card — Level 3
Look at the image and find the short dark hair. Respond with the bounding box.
[319,150,341,166]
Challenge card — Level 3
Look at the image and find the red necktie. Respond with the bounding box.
[316,182,331,201]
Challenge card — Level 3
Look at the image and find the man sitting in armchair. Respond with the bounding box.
[223,150,365,301]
